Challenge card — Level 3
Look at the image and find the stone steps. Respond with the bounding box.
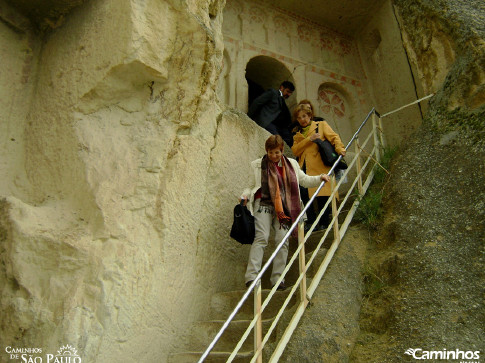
[186,318,275,352]
[208,289,297,321]
[168,235,331,363]
[168,351,253,363]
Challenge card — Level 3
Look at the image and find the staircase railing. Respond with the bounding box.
[198,95,433,363]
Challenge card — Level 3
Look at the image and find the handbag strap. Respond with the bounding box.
[317,121,326,141]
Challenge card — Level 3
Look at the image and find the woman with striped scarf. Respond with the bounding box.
[241,135,330,290]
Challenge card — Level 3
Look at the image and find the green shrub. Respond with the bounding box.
[354,190,383,229]
[355,146,397,229]
[373,146,397,184]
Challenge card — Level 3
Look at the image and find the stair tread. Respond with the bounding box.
[197,318,274,323]
[173,350,253,354]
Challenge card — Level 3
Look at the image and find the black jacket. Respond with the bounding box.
[247,88,290,129]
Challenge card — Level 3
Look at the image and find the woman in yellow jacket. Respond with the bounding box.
[291,103,346,229]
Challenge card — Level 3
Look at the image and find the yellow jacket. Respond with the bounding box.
[292,121,345,197]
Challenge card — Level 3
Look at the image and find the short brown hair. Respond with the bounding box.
[265,135,284,151]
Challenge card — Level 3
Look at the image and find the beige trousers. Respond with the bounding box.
[245,199,289,286]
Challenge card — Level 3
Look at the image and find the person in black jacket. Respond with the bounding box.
[247,81,295,147]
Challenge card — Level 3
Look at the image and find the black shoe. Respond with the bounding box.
[245,280,254,288]
[304,224,312,233]
[276,282,287,291]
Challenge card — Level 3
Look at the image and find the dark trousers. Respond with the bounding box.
[265,123,293,147]
[300,187,331,227]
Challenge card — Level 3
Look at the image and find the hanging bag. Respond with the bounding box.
[313,123,348,170]
[230,200,255,245]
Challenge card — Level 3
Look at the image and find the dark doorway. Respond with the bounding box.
[245,56,296,110]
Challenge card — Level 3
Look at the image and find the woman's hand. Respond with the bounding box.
[310,133,321,141]
[320,174,330,182]
[340,149,347,156]
[240,196,248,206]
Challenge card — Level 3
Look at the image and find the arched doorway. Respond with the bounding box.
[245,56,296,109]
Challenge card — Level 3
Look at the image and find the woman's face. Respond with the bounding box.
[297,111,312,128]
[267,147,283,163]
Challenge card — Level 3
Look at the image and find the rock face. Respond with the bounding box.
[350,128,484,362]
[0,0,483,362]
[395,0,485,121]
[0,1,269,361]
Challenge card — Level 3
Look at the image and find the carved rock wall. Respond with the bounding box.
[221,0,370,144]
[357,0,425,145]
[394,0,485,138]
[220,0,427,149]
[0,0,271,361]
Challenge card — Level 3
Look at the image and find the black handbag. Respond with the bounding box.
[230,200,255,245]
[314,124,347,170]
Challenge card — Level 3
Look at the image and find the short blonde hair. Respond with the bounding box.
[298,99,315,114]
[293,103,313,121]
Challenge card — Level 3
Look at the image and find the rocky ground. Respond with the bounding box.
[350,125,484,362]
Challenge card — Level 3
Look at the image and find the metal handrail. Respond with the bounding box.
[197,108,377,362]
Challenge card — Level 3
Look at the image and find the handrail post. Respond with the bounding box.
[354,136,363,195]
[331,175,341,245]
[298,221,308,307]
[377,112,386,150]
[254,280,263,363]
[372,112,382,163]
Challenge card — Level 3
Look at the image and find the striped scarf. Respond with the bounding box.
[260,155,301,233]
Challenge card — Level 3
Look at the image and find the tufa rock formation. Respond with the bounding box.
[0,0,483,362]
[1,0,264,361]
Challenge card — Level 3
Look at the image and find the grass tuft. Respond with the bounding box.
[355,146,397,229]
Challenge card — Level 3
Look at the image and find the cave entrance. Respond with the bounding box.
[245,56,296,109]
